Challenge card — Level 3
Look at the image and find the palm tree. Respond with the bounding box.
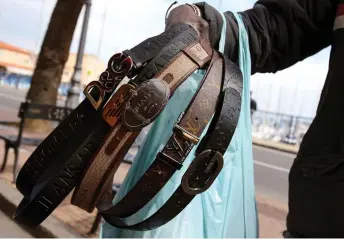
[25,0,84,132]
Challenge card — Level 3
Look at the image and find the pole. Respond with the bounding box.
[218,0,223,10]
[65,0,92,108]
[97,0,109,57]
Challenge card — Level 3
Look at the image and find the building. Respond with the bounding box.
[59,53,106,96]
[0,41,35,88]
[0,41,106,95]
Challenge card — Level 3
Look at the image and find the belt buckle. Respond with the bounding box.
[157,152,183,170]
[181,149,224,195]
[173,124,200,145]
[121,79,170,131]
[83,53,133,110]
[102,84,136,127]
[173,112,200,145]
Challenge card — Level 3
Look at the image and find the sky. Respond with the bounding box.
[0,0,331,118]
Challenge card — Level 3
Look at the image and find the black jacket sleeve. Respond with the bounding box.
[196,0,338,74]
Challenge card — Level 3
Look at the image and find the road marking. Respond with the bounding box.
[254,160,290,173]
[0,92,23,102]
[19,147,31,153]
[253,144,296,158]
[0,92,65,106]
[0,105,17,112]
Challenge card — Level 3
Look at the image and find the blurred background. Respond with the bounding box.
[0,0,328,144]
[0,0,329,237]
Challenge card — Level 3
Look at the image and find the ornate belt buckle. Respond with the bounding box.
[84,53,133,110]
[121,78,170,131]
[102,84,136,127]
[181,149,224,195]
[173,124,199,145]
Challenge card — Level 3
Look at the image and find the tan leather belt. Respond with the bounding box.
[71,39,213,212]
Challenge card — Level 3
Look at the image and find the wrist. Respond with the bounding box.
[186,4,202,18]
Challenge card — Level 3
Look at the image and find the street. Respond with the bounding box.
[254,145,293,204]
[0,210,32,237]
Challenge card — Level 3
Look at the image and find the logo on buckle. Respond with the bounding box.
[181,149,224,195]
[83,53,133,110]
[121,78,170,131]
[102,84,136,127]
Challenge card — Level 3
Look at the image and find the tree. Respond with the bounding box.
[25,0,84,132]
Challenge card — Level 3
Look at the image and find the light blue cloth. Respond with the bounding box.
[101,12,258,238]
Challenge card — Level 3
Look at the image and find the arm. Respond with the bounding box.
[195,0,338,74]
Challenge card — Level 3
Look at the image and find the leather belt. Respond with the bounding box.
[14,22,243,230]
[94,51,222,218]
[70,42,243,230]
[71,39,213,212]
[15,23,195,198]
[13,25,199,227]
[100,56,243,230]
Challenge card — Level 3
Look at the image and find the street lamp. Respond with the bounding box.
[65,0,92,108]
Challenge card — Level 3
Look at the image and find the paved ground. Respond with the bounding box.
[254,145,294,204]
[0,209,32,237]
[0,127,289,237]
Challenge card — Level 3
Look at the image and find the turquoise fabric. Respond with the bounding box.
[101,12,258,238]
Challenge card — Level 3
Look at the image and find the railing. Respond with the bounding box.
[252,110,313,145]
[1,74,314,147]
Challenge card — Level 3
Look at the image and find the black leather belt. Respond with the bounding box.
[70,37,214,214]
[14,21,243,230]
[15,23,194,198]
[97,55,243,230]
[13,25,199,227]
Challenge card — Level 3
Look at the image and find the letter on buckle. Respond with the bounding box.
[173,124,199,145]
[83,81,105,110]
[181,149,224,195]
[157,152,183,170]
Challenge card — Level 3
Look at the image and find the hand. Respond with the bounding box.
[165,4,210,41]
[165,3,223,49]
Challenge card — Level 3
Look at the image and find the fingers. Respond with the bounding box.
[165,5,197,29]
[165,4,210,40]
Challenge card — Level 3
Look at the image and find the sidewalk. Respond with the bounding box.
[253,137,298,154]
[0,127,288,238]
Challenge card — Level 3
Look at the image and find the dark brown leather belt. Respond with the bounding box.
[100,56,243,230]
[71,35,243,230]
[15,23,195,198]
[13,21,243,230]
[95,51,222,218]
[71,39,213,212]
[13,25,200,227]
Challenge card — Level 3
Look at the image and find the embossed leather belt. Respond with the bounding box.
[13,24,200,227]
[71,38,213,213]
[14,22,243,230]
[95,55,242,230]
[15,24,195,198]
[103,57,242,230]
[70,44,243,230]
